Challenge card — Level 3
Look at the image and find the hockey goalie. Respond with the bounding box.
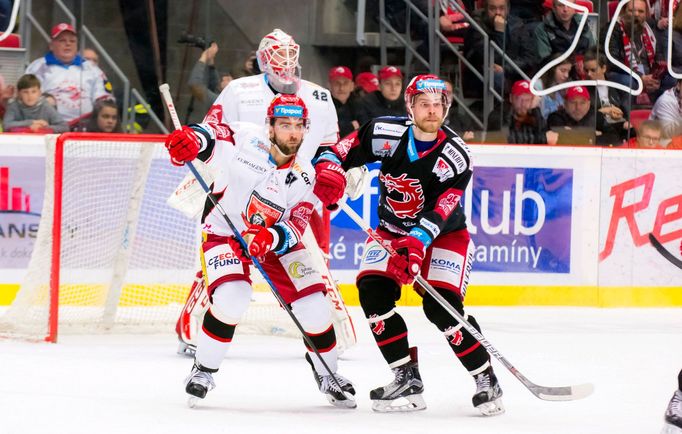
[170,28,357,356]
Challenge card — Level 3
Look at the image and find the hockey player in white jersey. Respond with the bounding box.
[174,28,356,355]
[165,94,356,408]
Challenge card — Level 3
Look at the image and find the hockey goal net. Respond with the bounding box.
[0,133,311,342]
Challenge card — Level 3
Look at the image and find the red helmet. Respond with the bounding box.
[266,94,309,126]
[404,74,451,121]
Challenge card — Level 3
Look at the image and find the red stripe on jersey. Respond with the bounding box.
[455,341,481,357]
[377,331,408,347]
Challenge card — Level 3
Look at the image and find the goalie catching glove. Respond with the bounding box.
[165,126,200,166]
[387,236,425,285]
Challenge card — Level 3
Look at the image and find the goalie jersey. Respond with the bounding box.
[191,120,316,255]
[208,73,339,163]
[321,116,472,247]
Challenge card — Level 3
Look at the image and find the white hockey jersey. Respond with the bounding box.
[193,121,316,254]
[26,54,112,123]
[205,73,339,163]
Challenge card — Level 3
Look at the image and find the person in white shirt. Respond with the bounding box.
[25,23,113,127]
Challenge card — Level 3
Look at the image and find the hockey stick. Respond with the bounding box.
[339,201,594,401]
[159,83,355,405]
[649,233,682,270]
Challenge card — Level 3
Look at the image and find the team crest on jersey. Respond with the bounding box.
[246,191,285,227]
[380,173,424,219]
[204,104,232,140]
[432,157,454,182]
[436,192,461,218]
[369,314,385,335]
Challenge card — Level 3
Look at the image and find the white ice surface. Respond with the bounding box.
[1,306,681,434]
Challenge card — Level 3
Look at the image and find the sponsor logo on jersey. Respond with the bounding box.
[246,192,285,227]
[446,326,464,346]
[288,261,315,279]
[369,314,385,335]
[419,218,440,238]
[364,247,388,264]
[372,138,397,156]
[292,162,311,185]
[432,157,455,182]
[291,202,313,225]
[453,136,473,163]
[250,137,269,153]
[436,192,461,217]
[442,143,468,174]
[207,251,241,269]
[373,122,408,137]
[380,173,425,219]
[285,172,297,185]
[237,156,268,173]
[430,257,462,274]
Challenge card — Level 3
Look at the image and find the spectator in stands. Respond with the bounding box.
[462,0,535,98]
[583,48,631,129]
[534,0,595,65]
[26,23,113,128]
[509,0,545,28]
[632,119,664,147]
[328,66,360,137]
[443,77,475,139]
[354,71,379,99]
[440,0,471,39]
[600,0,671,102]
[669,5,682,73]
[356,66,406,125]
[547,85,625,146]
[3,73,68,133]
[488,79,549,144]
[649,79,682,145]
[42,92,57,108]
[84,99,122,133]
[0,73,14,121]
[82,48,99,65]
[187,42,232,124]
[231,50,259,79]
[538,54,574,119]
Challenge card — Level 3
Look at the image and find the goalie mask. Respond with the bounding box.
[257,29,301,94]
[404,74,451,123]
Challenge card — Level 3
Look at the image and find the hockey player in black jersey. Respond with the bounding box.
[313,74,504,415]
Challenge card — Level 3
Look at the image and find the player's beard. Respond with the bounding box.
[413,116,442,134]
[272,136,303,156]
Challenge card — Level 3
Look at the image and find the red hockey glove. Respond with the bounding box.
[241,224,274,260]
[314,160,347,208]
[165,126,200,166]
[226,236,252,265]
[387,236,425,285]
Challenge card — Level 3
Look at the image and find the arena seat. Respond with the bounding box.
[629,109,652,131]
[0,33,21,48]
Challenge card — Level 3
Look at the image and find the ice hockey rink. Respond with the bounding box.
[1,306,680,434]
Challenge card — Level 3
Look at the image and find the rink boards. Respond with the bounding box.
[0,134,680,307]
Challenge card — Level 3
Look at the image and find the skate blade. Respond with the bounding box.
[476,398,505,416]
[187,396,200,408]
[327,394,357,409]
[661,423,682,434]
[176,342,196,356]
[371,394,427,412]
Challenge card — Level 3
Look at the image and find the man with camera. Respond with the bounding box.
[186,40,233,124]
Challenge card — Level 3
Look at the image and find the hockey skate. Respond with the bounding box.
[662,390,682,434]
[184,363,216,408]
[370,347,426,412]
[304,353,357,408]
[472,365,505,416]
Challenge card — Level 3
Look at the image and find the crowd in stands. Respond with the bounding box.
[2,0,682,150]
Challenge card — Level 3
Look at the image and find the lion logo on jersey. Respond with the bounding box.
[380,173,424,219]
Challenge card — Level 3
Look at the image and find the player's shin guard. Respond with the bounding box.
[422,288,504,415]
[194,308,237,370]
[358,276,410,367]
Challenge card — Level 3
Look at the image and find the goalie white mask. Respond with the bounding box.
[257,28,301,94]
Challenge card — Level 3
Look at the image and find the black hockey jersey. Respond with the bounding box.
[320,116,473,247]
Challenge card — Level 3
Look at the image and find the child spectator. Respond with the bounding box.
[3,73,68,133]
[631,119,663,148]
[84,99,122,133]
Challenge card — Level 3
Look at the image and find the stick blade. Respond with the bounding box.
[530,382,594,401]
